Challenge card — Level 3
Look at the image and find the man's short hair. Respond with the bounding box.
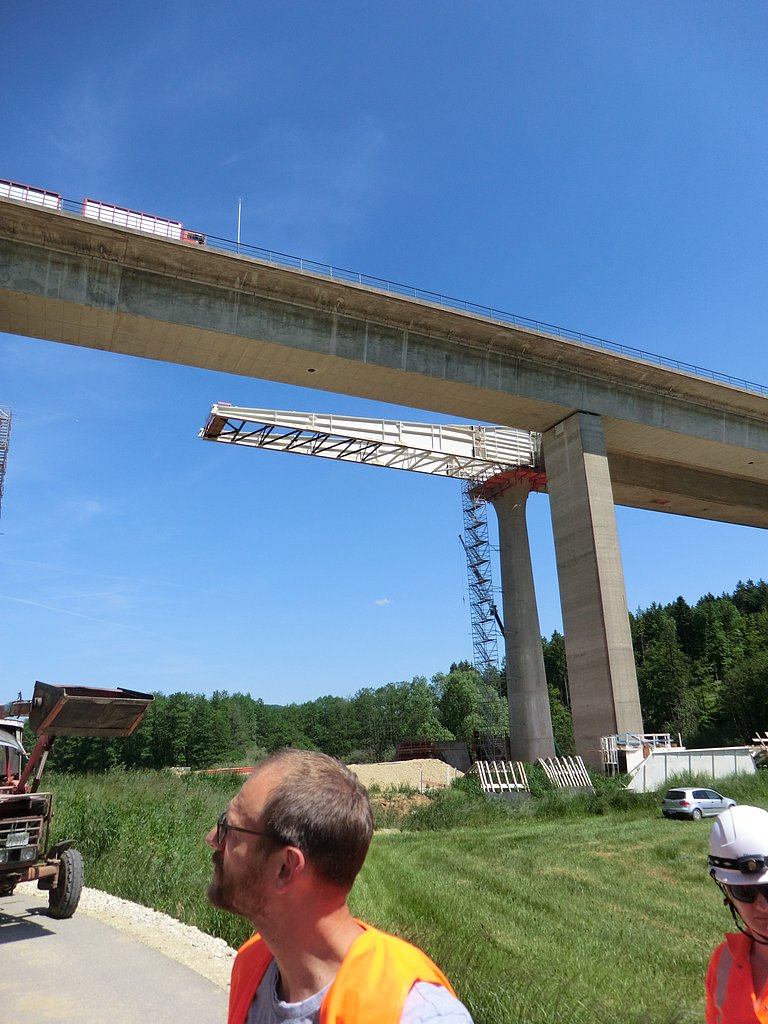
[254,748,373,891]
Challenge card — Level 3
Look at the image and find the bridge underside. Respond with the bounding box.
[2,200,767,529]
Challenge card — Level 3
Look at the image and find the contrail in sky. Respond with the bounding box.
[0,557,188,590]
[0,593,167,636]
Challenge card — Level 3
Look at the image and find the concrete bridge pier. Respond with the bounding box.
[543,412,644,766]
[489,481,556,761]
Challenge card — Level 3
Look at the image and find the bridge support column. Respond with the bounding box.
[542,413,643,767]
[489,481,556,762]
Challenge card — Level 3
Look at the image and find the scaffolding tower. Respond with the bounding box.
[0,407,10,518]
[460,481,500,675]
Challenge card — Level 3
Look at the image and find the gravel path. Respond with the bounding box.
[18,882,236,990]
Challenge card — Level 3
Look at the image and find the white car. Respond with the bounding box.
[662,787,736,821]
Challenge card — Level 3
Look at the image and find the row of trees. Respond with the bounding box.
[544,579,768,746]
[42,579,768,773]
[634,579,768,744]
[43,662,511,773]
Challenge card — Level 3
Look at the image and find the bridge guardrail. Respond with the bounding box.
[40,195,768,400]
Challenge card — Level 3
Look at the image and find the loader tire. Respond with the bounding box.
[48,848,84,919]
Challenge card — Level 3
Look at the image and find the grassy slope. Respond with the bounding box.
[355,818,722,1024]
[41,770,762,1024]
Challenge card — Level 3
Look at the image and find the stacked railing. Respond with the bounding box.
[537,755,593,790]
[475,760,529,793]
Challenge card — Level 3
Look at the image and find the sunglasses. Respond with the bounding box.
[728,884,768,904]
[214,811,281,846]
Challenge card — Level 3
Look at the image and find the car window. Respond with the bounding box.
[693,790,708,799]
[665,790,686,800]
[707,790,723,800]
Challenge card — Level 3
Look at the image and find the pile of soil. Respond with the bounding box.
[347,757,462,791]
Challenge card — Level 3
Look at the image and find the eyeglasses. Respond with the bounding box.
[214,811,280,847]
[728,884,768,904]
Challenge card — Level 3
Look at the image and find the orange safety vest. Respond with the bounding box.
[706,932,768,1024]
[228,920,457,1024]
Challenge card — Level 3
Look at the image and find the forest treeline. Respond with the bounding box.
[41,579,768,772]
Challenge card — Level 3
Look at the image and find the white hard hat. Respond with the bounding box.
[708,805,768,885]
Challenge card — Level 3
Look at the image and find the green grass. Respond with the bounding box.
[355,816,722,1024]
[45,769,249,946]
[39,768,768,1024]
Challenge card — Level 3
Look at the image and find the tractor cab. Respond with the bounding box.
[0,717,25,793]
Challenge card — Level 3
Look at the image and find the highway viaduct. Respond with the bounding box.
[2,197,768,766]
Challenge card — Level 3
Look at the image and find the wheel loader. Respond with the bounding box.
[0,681,152,918]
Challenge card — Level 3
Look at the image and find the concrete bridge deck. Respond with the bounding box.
[1,197,767,529]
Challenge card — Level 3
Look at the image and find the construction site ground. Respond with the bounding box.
[348,757,463,790]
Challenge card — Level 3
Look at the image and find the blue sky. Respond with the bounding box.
[1,1,767,705]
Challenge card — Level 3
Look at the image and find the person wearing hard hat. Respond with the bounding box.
[707,805,768,1023]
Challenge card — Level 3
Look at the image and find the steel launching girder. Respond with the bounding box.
[200,405,542,485]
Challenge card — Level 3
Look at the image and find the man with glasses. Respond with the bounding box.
[206,748,473,1024]
[706,804,768,1023]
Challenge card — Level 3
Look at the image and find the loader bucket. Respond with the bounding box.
[26,681,153,737]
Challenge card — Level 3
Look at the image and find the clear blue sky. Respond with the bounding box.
[1,2,767,705]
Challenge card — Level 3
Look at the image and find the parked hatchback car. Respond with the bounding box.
[662,787,736,821]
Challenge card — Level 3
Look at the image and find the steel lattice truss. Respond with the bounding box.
[200,405,544,690]
[201,406,540,483]
[0,407,10,518]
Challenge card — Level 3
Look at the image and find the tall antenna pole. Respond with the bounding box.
[237,197,243,253]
